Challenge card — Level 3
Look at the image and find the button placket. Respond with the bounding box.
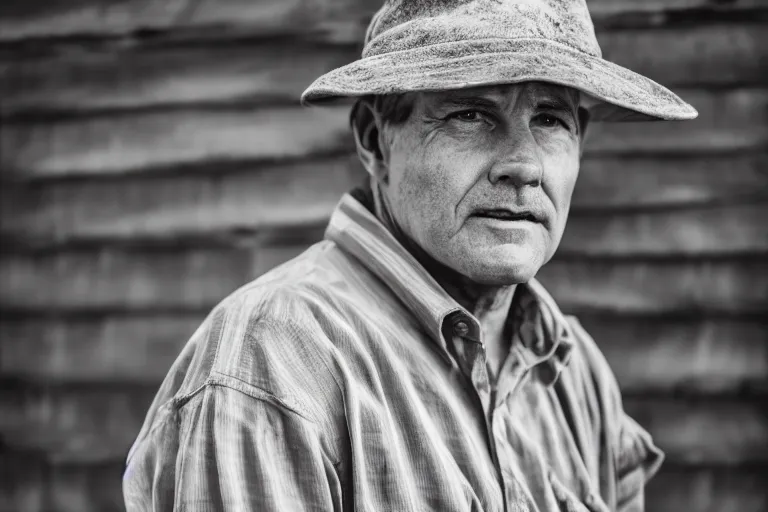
[452,317,510,509]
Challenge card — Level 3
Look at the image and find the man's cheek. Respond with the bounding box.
[394,168,439,238]
[402,164,445,213]
[545,163,578,215]
[543,213,569,261]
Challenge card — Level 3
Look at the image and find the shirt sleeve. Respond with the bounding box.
[615,412,664,512]
[564,315,664,512]
[123,383,344,512]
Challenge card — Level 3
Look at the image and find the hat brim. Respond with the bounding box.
[301,38,697,122]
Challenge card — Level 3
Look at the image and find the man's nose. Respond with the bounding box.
[487,132,543,187]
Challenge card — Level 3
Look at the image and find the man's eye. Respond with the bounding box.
[534,113,566,129]
[449,110,482,122]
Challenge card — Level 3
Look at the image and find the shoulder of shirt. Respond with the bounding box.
[557,314,625,435]
[559,317,665,494]
[145,239,382,425]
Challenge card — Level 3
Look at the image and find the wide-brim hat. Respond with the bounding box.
[301,0,698,122]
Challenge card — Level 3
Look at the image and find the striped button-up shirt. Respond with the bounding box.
[124,192,663,512]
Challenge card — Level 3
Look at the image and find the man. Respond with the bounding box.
[124,1,697,511]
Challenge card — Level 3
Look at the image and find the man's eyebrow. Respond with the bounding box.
[434,95,501,110]
[535,96,577,115]
[437,93,577,114]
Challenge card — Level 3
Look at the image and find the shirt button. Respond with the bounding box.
[453,320,470,337]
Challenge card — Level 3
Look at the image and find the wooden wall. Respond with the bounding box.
[1,1,766,510]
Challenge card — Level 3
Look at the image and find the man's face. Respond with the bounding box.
[380,82,584,285]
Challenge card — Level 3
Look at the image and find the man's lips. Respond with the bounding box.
[472,208,540,223]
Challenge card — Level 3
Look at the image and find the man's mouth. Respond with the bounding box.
[473,209,539,222]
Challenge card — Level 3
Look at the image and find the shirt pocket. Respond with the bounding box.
[548,471,609,512]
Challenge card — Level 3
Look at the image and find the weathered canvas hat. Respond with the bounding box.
[301,0,698,122]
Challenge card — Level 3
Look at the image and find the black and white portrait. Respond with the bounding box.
[0,1,766,511]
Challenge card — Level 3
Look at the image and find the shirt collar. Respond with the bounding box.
[511,279,574,385]
[325,192,573,382]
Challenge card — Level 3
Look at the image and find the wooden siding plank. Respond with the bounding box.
[0,156,363,244]
[0,245,309,312]
[2,314,766,392]
[0,314,202,384]
[2,89,766,179]
[47,462,125,512]
[0,453,45,512]
[559,202,768,256]
[578,315,768,394]
[597,24,768,87]
[0,385,156,464]
[625,398,768,465]
[0,0,763,42]
[0,42,359,115]
[2,248,766,313]
[0,248,252,312]
[573,153,768,209]
[587,0,768,15]
[0,0,379,43]
[0,105,353,178]
[1,386,764,464]
[583,88,768,155]
[0,455,125,512]
[647,466,768,512]
[538,258,768,315]
[2,24,764,117]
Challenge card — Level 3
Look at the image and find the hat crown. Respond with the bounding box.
[363,0,600,58]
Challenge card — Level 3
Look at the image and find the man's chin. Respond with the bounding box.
[459,255,543,286]
[470,267,538,286]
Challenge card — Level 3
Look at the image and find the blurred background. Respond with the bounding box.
[0,0,766,511]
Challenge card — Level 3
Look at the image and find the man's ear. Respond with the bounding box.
[577,107,591,156]
[351,99,389,184]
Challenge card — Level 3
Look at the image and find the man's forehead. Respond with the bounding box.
[420,82,580,109]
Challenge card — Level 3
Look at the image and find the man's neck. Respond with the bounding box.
[369,185,517,350]
[403,236,518,323]
[388,215,517,376]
